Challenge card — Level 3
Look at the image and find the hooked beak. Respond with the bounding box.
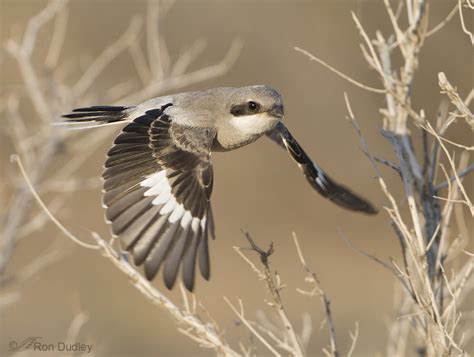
[268,104,284,119]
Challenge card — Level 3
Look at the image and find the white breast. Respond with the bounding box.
[230,113,279,138]
[216,113,279,150]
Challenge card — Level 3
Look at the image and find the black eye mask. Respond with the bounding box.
[230,101,261,116]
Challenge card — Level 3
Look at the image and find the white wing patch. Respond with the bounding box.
[140,170,206,233]
[142,170,167,196]
[314,164,329,191]
[169,204,185,223]
[315,177,326,190]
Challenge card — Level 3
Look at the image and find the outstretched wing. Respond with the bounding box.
[103,104,216,291]
[267,122,377,215]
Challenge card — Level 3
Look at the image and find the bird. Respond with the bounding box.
[60,85,377,292]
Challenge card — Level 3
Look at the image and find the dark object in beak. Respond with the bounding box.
[268,122,378,215]
[269,104,284,118]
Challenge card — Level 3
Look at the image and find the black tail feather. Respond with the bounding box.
[72,106,127,113]
[61,106,130,124]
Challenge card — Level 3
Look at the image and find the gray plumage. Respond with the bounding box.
[60,85,377,292]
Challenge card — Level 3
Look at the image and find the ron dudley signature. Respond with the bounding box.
[8,337,93,353]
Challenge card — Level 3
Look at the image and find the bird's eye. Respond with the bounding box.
[247,101,259,112]
[230,101,261,116]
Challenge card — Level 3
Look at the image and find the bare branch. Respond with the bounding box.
[73,16,142,96]
[22,0,68,56]
[119,38,243,104]
[426,3,459,37]
[224,297,280,357]
[45,5,69,69]
[294,47,386,94]
[293,233,340,357]
[438,72,474,130]
[237,232,306,357]
[435,164,474,190]
[11,154,99,250]
[458,0,474,44]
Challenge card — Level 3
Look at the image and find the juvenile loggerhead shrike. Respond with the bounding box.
[61,85,377,291]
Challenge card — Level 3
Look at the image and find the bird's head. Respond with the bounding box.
[228,85,284,121]
[214,85,284,150]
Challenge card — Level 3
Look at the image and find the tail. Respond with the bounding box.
[57,106,132,129]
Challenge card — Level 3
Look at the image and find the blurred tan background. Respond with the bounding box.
[1,0,472,356]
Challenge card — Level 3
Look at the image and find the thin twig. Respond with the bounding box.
[294,47,386,94]
[73,16,142,96]
[426,3,459,37]
[11,155,99,250]
[438,72,474,129]
[293,233,340,357]
[224,297,280,357]
[119,38,243,104]
[239,232,305,357]
[434,164,474,190]
[458,0,474,44]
